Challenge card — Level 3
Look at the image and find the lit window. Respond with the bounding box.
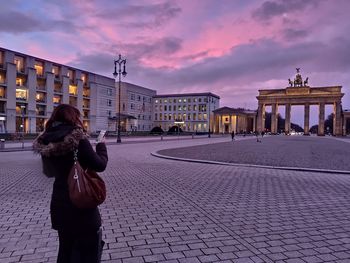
[16,78,24,86]
[53,96,61,104]
[34,61,44,76]
[155,99,158,103]
[69,85,77,95]
[52,65,60,78]
[14,56,24,72]
[16,89,28,100]
[179,99,182,103]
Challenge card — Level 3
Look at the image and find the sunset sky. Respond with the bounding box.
[1,0,349,126]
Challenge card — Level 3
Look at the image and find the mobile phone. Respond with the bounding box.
[96,130,106,142]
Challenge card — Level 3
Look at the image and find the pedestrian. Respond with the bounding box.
[256,131,261,142]
[33,104,108,263]
[231,130,235,141]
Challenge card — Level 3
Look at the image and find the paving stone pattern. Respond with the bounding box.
[1,137,350,262]
[158,136,350,172]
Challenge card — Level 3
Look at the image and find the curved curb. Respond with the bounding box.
[151,151,350,175]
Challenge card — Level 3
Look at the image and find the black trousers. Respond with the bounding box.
[57,228,104,263]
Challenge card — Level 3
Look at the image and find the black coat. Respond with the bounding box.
[33,125,108,233]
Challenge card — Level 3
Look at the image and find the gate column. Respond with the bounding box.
[318,102,325,136]
[285,103,291,134]
[304,103,310,135]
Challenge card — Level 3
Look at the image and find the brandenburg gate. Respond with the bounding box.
[256,69,344,136]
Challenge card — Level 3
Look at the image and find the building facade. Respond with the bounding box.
[0,47,115,133]
[110,82,156,132]
[213,107,256,134]
[153,93,220,133]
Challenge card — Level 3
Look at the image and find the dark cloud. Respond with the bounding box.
[0,11,42,33]
[0,10,78,34]
[252,0,320,21]
[282,28,309,40]
[95,1,181,28]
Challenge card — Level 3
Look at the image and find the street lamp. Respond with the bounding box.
[20,105,25,149]
[113,54,127,143]
[208,95,211,138]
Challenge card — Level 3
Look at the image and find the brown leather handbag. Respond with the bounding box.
[68,149,106,209]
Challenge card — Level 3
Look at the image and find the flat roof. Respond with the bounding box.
[154,92,220,99]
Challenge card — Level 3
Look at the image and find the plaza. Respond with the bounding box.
[1,135,350,263]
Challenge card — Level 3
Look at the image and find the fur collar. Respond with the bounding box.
[33,128,88,157]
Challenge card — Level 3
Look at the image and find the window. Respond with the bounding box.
[178,105,182,111]
[198,98,202,102]
[16,89,28,100]
[131,93,135,100]
[168,114,172,120]
[155,99,158,103]
[173,99,176,103]
[107,99,112,106]
[0,87,5,98]
[169,99,172,103]
[0,51,4,66]
[203,114,207,120]
[155,105,158,111]
[81,73,88,84]
[183,98,186,102]
[83,87,90,97]
[16,77,25,86]
[155,113,158,120]
[198,113,202,120]
[199,104,207,112]
[69,85,77,96]
[188,98,191,103]
[14,56,25,72]
[193,105,197,111]
[179,99,182,103]
[52,65,60,78]
[164,114,167,120]
[193,113,196,120]
[107,88,113,96]
[187,114,191,120]
[188,105,191,111]
[164,99,167,103]
[204,97,208,102]
[159,113,162,120]
[67,69,74,79]
[183,106,187,111]
[34,61,44,76]
[53,95,61,104]
[137,95,141,101]
[194,98,197,102]
[36,92,46,103]
[131,103,135,109]
[164,105,167,111]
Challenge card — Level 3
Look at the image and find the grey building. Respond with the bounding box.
[0,47,115,133]
[153,93,220,133]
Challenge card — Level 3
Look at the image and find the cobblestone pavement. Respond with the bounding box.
[158,136,350,172]
[1,136,350,263]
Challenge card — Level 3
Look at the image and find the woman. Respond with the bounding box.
[33,104,108,263]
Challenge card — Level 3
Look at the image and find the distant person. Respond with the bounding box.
[256,131,261,142]
[261,131,265,137]
[33,104,108,263]
[231,130,235,141]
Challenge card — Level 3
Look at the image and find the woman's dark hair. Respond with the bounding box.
[45,104,84,130]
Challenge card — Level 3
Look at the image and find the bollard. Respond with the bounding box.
[0,139,5,149]
[161,134,163,140]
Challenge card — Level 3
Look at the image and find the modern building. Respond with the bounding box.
[0,47,116,133]
[153,93,220,133]
[109,82,156,132]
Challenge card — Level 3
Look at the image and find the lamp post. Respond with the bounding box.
[113,54,127,143]
[208,95,211,138]
[20,105,25,149]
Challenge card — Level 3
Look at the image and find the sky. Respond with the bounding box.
[1,0,350,126]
